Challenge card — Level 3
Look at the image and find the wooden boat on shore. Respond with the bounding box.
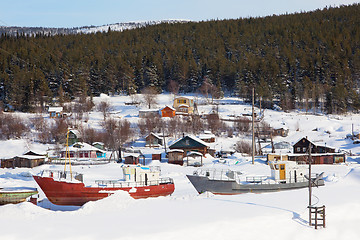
[33,165,175,206]
[187,161,324,194]
[0,187,38,205]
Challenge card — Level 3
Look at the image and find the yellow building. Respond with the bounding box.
[173,96,195,114]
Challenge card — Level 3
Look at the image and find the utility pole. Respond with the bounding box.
[252,88,255,165]
[308,142,312,226]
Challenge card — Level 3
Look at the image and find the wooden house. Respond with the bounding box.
[198,131,216,143]
[293,137,335,154]
[1,151,47,168]
[48,106,64,118]
[273,128,289,137]
[124,153,145,165]
[139,109,160,118]
[145,133,163,147]
[167,149,184,165]
[60,142,106,160]
[161,106,176,118]
[173,97,195,114]
[68,129,83,146]
[169,135,208,157]
[92,142,105,150]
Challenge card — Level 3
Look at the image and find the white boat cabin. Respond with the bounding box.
[269,161,307,183]
[122,165,160,184]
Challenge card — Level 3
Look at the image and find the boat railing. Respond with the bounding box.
[94,177,174,188]
[193,168,242,181]
[40,170,83,182]
[243,174,322,185]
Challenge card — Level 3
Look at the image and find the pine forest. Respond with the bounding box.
[0,4,359,113]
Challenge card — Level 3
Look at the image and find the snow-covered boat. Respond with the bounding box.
[0,187,38,205]
[186,161,324,194]
[33,165,175,206]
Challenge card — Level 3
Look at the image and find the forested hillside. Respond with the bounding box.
[0,4,359,113]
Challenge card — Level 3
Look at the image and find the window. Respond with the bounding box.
[185,140,189,145]
[303,147,306,152]
[296,147,300,152]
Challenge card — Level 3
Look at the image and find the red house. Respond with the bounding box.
[161,106,176,118]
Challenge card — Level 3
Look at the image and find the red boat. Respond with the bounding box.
[33,165,175,206]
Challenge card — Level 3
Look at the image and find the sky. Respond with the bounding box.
[0,0,358,28]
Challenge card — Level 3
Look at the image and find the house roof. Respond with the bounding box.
[161,106,176,111]
[169,135,209,149]
[63,142,105,153]
[16,155,46,160]
[146,132,161,139]
[174,96,195,100]
[293,137,335,149]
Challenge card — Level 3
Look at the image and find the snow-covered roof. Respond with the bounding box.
[139,109,159,112]
[16,155,46,160]
[170,135,209,148]
[48,107,63,112]
[167,149,184,153]
[161,106,176,111]
[63,142,105,152]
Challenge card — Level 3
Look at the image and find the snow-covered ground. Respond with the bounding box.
[1,93,360,239]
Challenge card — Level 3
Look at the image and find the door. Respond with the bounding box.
[279,164,286,180]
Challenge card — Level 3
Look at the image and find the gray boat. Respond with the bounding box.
[187,161,325,194]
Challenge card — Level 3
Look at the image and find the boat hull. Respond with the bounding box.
[0,188,38,205]
[186,175,324,194]
[33,176,175,206]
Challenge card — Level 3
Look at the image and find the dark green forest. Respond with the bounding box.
[0,4,359,113]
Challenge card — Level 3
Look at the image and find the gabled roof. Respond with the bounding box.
[169,135,209,149]
[145,132,161,140]
[161,106,176,111]
[63,142,105,153]
[293,137,335,150]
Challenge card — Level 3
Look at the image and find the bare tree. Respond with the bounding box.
[142,87,158,109]
[97,100,113,121]
[235,140,252,155]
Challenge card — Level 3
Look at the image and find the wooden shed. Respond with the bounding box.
[145,133,163,147]
[161,106,176,118]
[167,149,184,165]
[124,153,145,165]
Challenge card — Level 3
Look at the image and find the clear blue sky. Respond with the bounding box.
[0,0,358,28]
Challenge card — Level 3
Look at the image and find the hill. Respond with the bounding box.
[0,4,359,113]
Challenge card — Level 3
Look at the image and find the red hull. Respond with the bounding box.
[33,176,175,206]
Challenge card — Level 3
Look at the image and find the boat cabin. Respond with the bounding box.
[269,161,307,183]
[122,165,161,185]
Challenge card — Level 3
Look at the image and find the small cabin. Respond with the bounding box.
[161,106,176,118]
[123,165,160,184]
[167,149,184,165]
[67,129,83,146]
[139,109,160,118]
[269,161,307,183]
[198,131,216,143]
[123,153,145,165]
[145,133,163,147]
[48,106,64,118]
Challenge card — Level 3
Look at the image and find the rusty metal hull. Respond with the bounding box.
[33,176,174,206]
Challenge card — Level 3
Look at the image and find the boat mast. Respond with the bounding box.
[64,129,73,180]
[252,88,255,165]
